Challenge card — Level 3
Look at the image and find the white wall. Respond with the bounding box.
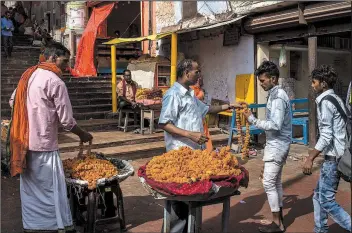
[177,32,255,103]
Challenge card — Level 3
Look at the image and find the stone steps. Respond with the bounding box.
[73,110,111,120]
[72,104,112,114]
[60,134,228,160]
[1,46,112,120]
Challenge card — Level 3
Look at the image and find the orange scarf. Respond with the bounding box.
[9,62,62,177]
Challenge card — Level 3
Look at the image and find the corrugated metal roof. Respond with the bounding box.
[189,15,247,31]
[161,15,247,34]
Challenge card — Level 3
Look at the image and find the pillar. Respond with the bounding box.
[111,45,117,113]
[256,43,270,119]
[170,33,178,86]
[308,32,317,148]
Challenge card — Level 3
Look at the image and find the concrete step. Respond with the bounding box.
[1,98,112,108]
[67,86,111,93]
[1,87,112,99]
[72,104,112,114]
[1,77,111,86]
[59,132,164,153]
[0,108,112,120]
[64,119,121,132]
[70,98,112,106]
[67,92,112,99]
[1,50,40,56]
[73,111,111,120]
[1,45,40,52]
[1,59,38,66]
[62,76,111,82]
[1,69,27,76]
[59,133,229,161]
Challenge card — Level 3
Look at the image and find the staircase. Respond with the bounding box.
[1,44,230,161]
[1,46,113,121]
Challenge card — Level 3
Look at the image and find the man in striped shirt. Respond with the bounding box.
[303,65,351,233]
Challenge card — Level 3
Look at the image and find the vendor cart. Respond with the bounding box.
[65,147,134,233]
[138,162,249,233]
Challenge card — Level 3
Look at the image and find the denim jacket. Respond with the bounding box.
[248,86,292,163]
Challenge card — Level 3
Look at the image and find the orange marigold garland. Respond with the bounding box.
[236,105,250,159]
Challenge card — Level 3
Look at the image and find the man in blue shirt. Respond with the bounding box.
[303,65,350,233]
[243,61,292,233]
[1,11,14,58]
[158,59,243,233]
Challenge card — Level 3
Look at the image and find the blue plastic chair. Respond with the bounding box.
[227,103,266,147]
[290,98,309,145]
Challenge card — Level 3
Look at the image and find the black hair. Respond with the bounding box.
[311,64,338,89]
[123,69,131,75]
[255,60,280,80]
[177,59,196,79]
[4,10,10,15]
[43,42,70,60]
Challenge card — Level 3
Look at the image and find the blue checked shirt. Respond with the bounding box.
[248,86,292,163]
[159,82,209,151]
[1,17,14,37]
[315,89,347,158]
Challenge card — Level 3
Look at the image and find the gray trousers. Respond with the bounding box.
[2,36,13,57]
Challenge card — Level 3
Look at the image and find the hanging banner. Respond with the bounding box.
[71,3,115,77]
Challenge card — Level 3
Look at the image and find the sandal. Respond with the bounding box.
[258,221,285,233]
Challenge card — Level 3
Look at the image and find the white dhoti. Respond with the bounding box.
[20,150,73,232]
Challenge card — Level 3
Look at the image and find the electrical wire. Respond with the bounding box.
[121,12,141,37]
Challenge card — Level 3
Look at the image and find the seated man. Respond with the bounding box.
[117,69,139,110]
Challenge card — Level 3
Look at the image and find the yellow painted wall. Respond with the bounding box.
[235,74,255,104]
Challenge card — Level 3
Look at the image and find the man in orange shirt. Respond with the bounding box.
[116,69,139,110]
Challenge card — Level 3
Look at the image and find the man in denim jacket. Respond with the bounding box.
[303,65,350,233]
[244,61,292,233]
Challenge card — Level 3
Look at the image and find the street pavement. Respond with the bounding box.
[1,145,351,233]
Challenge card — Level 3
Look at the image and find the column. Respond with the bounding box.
[308,27,317,148]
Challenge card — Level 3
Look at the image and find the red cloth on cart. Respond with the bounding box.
[138,164,249,196]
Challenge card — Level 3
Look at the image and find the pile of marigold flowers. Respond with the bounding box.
[146,146,241,183]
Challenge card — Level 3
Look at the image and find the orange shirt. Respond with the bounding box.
[190,85,205,101]
[117,80,136,102]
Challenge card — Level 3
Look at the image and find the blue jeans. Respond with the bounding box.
[313,160,351,233]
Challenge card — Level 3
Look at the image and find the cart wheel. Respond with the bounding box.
[85,192,97,233]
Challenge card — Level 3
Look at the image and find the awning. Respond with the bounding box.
[102,32,173,45]
[179,15,247,33]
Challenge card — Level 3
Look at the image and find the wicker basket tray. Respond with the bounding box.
[64,143,134,189]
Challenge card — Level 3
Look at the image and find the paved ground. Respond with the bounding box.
[1,145,351,233]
